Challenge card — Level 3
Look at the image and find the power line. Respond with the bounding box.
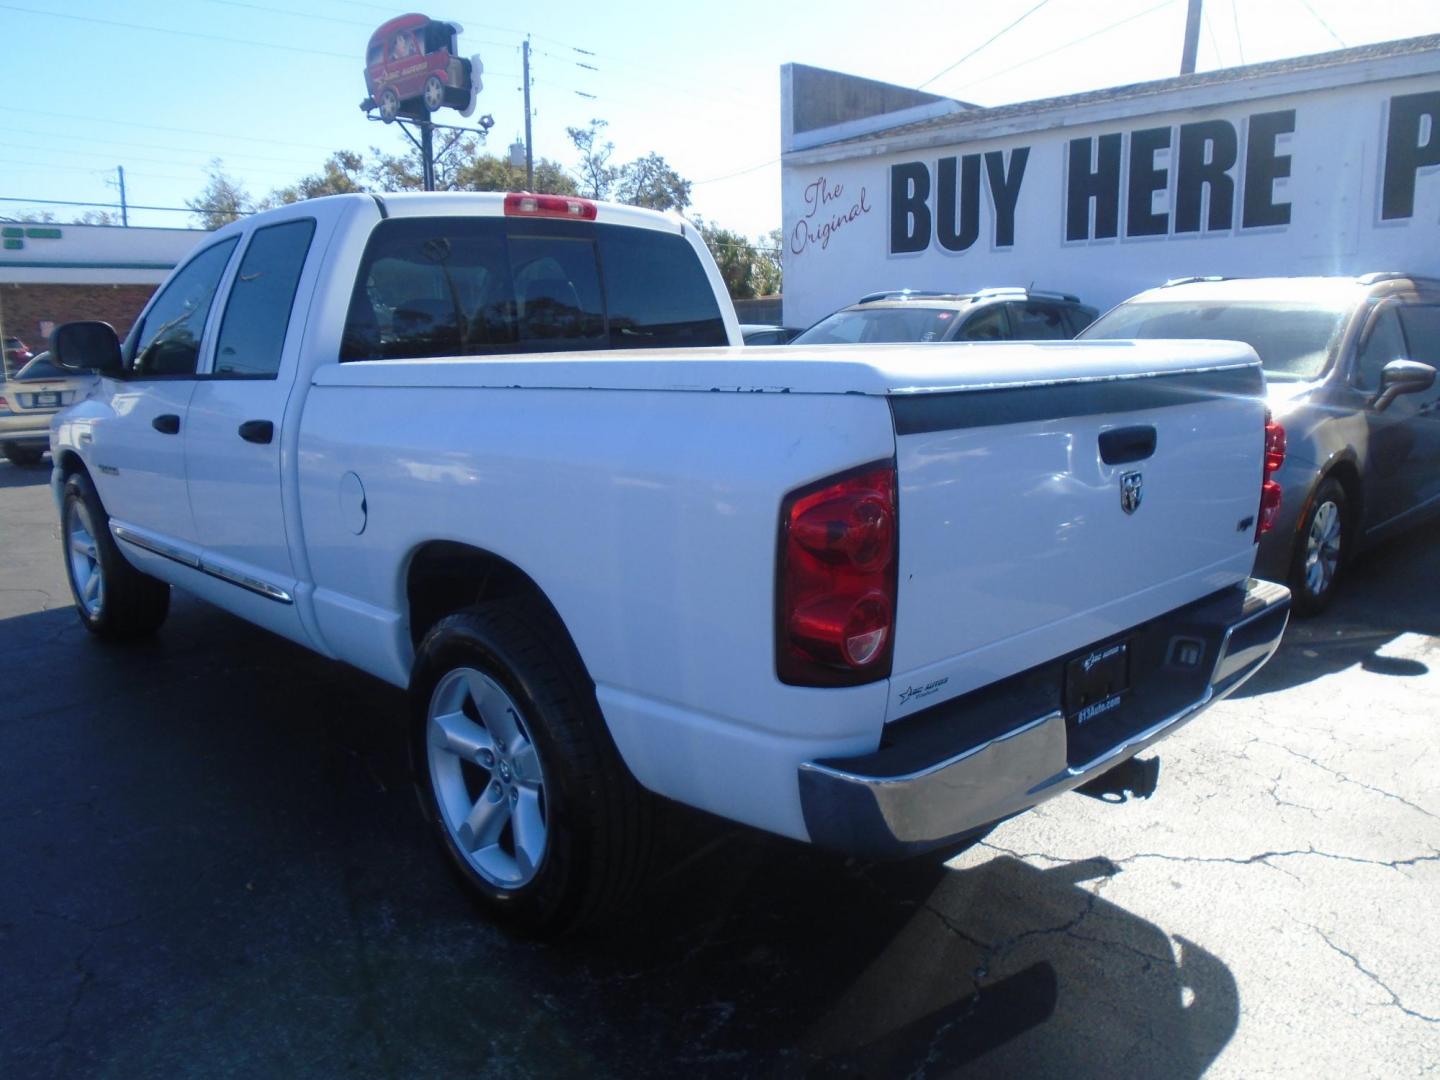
[0,125,341,169]
[950,0,1180,92]
[1295,0,1346,48]
[0,3,357,60]
[1231,0,1246,64]
[0,158,197,184]
[918,0,1053,90]
[0,107,340,153]
[0,196,246,217]
[693,158,778,186]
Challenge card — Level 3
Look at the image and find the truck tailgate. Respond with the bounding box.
[887,353,1265,721]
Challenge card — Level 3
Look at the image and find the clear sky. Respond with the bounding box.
[1,0,1437,239]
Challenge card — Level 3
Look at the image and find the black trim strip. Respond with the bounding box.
[370,194,389,219]
[889,365,1265,436]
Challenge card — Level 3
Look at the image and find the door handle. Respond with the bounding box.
[152,414,180,435]
[1099,425,1157,465]
[238,419,274,444]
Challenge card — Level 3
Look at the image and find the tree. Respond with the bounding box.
[697,220,759,299]
[616,152,691,212]
[566,119,618,200]
[266,151,368,206]
[74,210,120,226]
[365,135,578,195]
[753,228,784,296]
[188,160,252,229]
[452,153,578,195]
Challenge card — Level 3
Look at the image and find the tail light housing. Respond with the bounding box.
[1257,410,1286,537]
[504,193,598,220]
[777,461,898,686]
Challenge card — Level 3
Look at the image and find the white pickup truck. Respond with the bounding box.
[49,192,1290,931]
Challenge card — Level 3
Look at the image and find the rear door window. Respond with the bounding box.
[342,217,725,361]
[213,219,316,377]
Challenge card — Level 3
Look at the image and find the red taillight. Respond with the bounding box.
[503,193,598,220]
[0,396,8,410]
[1257,411,1286,537]
[778,462,898,686]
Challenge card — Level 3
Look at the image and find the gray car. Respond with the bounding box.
[792,287,1097,345]
[0,351,97,466]
[1081,274,1440,614]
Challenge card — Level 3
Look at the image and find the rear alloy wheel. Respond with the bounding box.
[410,601,652,934]
[1290,478,1347,617]
[426,666,550,890]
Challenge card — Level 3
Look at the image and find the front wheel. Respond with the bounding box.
[61,471,170,639]
[1289,477,1348,617]
[378,87,400,123]
[410,600,652,934]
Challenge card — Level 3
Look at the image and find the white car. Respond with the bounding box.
[0,352,95,466]
[48,192,1289,932]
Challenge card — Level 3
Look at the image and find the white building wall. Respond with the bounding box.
[781,71,1440,327]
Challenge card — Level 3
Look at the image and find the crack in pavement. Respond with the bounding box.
[981,840,1440,878]
[1308,924,1440,1025]
[46,940,96,1049]
[1260,740,1439,822]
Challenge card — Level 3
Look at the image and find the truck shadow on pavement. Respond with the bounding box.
[1,597,1238,1079]
[1232,515,1440,699]
[0,460,51,490]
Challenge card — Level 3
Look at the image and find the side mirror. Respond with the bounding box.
[1374,358,1436,411]
[50,321,123,376]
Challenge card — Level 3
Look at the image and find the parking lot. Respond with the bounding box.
[1,458,1436,1079]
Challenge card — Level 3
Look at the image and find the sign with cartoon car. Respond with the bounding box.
[362,13,482,122]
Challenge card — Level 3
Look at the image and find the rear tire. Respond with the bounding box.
[409,599,652,935]
[3,442,43,466]
[61,471,170,639]
[1289,477,1348,617]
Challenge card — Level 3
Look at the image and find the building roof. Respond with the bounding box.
[803,33,1440,153]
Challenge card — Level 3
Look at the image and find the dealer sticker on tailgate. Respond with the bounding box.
[1064,640,1130,725]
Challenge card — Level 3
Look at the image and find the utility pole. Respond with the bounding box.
[421,120,436,191]
[1180,0,1202,75]
[116,165,128,226]
[522,36,534,190]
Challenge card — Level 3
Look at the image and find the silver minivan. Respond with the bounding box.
[1081,274,1440,614]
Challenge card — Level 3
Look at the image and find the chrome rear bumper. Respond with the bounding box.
[799,578,1290,857]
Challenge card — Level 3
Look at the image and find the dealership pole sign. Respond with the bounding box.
[880,90,1439,256]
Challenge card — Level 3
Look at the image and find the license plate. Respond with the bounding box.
[1064,639,1131,725]
[35,392,60,408]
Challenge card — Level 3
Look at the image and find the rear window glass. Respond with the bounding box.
[341,217,726,361]
[1080,300,1351,380]
[15,353,63,380]
[793,307,958,345]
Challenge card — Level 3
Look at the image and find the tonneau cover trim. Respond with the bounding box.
[889,364,1264,435]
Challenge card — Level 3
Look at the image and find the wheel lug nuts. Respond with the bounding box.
[509,789,519,802]
[479,749,495,767]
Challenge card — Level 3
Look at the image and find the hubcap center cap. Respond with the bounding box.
[498,761,513,783]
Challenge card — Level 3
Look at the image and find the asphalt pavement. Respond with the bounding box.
[1,459,1436,1079]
